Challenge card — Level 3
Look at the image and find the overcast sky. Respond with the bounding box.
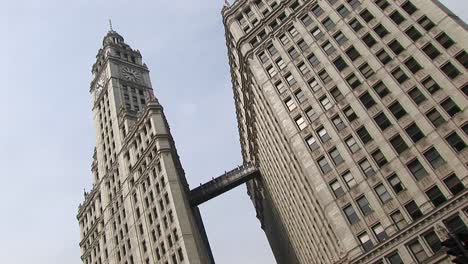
[0,1,466,264]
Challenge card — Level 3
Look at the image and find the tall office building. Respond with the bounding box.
[223,0,467,263]
[77,30,213,264]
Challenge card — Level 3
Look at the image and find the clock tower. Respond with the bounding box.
[78,29,214,264]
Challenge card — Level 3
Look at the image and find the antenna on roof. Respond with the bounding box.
[109,19,113,31]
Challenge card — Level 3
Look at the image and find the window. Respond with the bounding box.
[348,0,360,8]
[332,115,346,131]
[423,230,442,253]
[349,18,363,32]
[422,43,441,59]
[329,148,344,165]
[390,135,409,154]
[421,77,440,94]
[427,109,446,128]
[334,31,348,45]
[337,5,350,17]
[330,87,344,101]
[407,240,428,263]
[307,53,320,67]
[389,101,407,120]
[279,34,289,45]
[334,57,348,72]
[330,179,345,197]
[375,0,389,10]
[374,112,392,130]
[322,41,336,55]
[373,81,390,98]
[407,159,427,181]
[318,156,332,174]
[405,123,425,143]
[405,200,423,220]
[359,63,374,78]
[360,9,374,22]
[346,136,360,153]
[443,174,465,195]
[425,185,447,207]
[288,26,299,37]
[359,92,376,109]
[362,33,377,48]
[391,67,409,84]
[318,127,331,142]
[320,96,332,110]
[311,4,324,17]
[295,89,307,104]
[306,135,319,151]
[319,70,332,84]
[436,32,455,49]
[295,116,307,130]
[298,39,309,51]
[258,52,268,63]
[342,171,356,188]
[441,62,461,79]
[308,78,321,92]
[391,211,407,231]
[372,223,388,242]
[346,73,361,89]
[275,81,286,94]
[305,107,318,121]
[374,24,389,38]
[418,16,435,31]
[408,87,427,105]
[389,40,404,55]
[402,1,417,15]
[301,14,313,27]
[390,11,405,25]
[344,106,358,122]
[359,232,374,252]
[298,62,310,75]
[286,73,296,86]
[375,183,391,203]
[388,174,404,193]
[343,204,359,224]
[285,97,297,111]
[311,27,324,40]
[424,147,445,169]
[356,126,372,144]
[446,132,466,152]
[455,51,468,69]
[404,57,422,73]
[372,149,388,168]
[386,251,404,264]
[322,17,335,30]
[405,26,422,41]
[276,58,286,70]
[357,196,372,215]
[346,46,361,61]
[267,44,278,56]
[376,49,392,65]
[288,47,299,59]
[267,65,277,77]
[359,159,376,177]
[444,214,467,234]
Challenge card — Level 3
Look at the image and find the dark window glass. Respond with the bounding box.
[346,73,361,89]
[375,0,389,10]
[446,132,466,152]
[344,106,358,122]
[441,98,461,117]
[422,43,441,59]
[418,15,435,31]
[407,159,428,180]
[374,24,389,38]
[375,183,391,203]
[386,251,404,264]
[444,215,467,234]
[334,31,348,45]
[347,0,360,9]
[359,92,376,109]
[392,67,409,84]
[405,57,422,73]
[389,40,404,55]
[374,112,392,130]
[359,159,376,177]
[407,240,429,262]
[346,46,361,61]
[389,101,407,119]
[405,200,423,220]
[322,17,336,30]
[362,33,377,47]
[387,174,405,193]
[334,56,348,71]
[300,14,313,27]
[329,148,344,165]
[332,115,346,131]
[330,179,345,197]
[331,87,344,101]
[408,87,427,105]
[360,9,374,22]
[443,174,465,195]
[357,196,373,215]
[306,135,319,151]
[372,149,388,168]
[390,11,405,25]
[356,126,372,144]
[405,123,425,143]
[372,223,389,242]
[373,81,390,98]
[349,18,363,32]
[311,26,324,40]
[343,204,359,224]
[318,156,332,174]
[359,63,375,78]
[391,211,407,231]
[337,5,350,17]
[423,230,442,253]
[425,185,447,207]
[426,108,446,127]
[308,53,320,67]
[455,51,468,69]
[441,62,461,79]
[311,4,324,17]
[436,33,455,49]
[402,1,417,15]
[390,135,409,154]
[376,49,392,65]
[319,70,332,84]
[421,77,440,94]
[405,26,422,41]
[423,147,445,169]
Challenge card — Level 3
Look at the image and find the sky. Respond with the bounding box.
[0,1,466,264]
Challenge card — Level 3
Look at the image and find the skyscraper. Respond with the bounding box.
[222,0,467,263]
[77,30,213,264]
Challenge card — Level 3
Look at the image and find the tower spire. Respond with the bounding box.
[109,19,113,32]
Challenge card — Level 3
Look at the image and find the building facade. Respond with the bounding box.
[222,0,468,263]
[77,31,214,264]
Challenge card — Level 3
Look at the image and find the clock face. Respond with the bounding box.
[122,66,140,82]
